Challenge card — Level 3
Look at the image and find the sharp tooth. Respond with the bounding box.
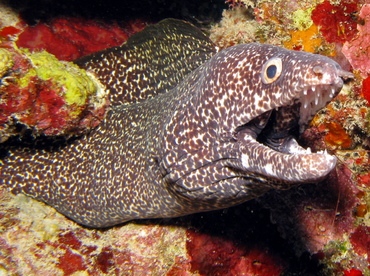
[330,88,335,97]
[303,89,308,96]
[315,97,319,105]
[304,101,308,109]
[316,149,329,155]
[312,87,316,92]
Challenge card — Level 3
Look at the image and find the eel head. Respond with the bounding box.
[163,43,353,205]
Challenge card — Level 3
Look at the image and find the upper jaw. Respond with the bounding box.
[297,77,344,133]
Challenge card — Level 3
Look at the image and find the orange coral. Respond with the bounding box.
[358,173,370,187]
[324,121,353,149]
[354,204,368,217]
[284,24,323,53]
[310,93,359,151]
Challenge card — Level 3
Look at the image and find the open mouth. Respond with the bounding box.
[237,68,353,184]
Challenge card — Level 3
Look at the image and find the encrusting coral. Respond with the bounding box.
[0,28,109,142]
[210,8,258,49]
[16,17,146,61]
[342,4,370,78]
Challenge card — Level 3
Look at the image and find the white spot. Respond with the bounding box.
[241,153,250,168]
[264,163,274,176]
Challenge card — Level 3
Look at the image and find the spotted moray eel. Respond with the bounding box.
[0,19,353,228]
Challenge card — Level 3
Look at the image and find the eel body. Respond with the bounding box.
[0,19,352,227]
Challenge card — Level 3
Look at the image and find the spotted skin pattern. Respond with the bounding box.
[0,20,352,227]
[74,19,217,105]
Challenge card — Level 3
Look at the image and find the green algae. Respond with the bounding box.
[28,51,98,106]
[292,8,314,31]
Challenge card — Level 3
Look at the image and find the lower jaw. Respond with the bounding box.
[240,134,337,183]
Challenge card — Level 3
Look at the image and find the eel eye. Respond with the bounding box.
[261,57,283,84]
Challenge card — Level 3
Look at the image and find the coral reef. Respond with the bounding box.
[210,8,258,49]
[0,10,149,141]
[186,228,286,275]
[0,2,20,27]
[16,17,147,61]
[311,0,358,44]
[0,190,189,275]
[2,0,370,275]
[283,24,324,53]
[342,4,370,78]
[0,32,109,142]
[309,84,370,151]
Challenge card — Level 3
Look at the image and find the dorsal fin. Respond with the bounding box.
[75,19,217,105]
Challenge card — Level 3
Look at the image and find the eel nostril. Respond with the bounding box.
[313,65,324,76]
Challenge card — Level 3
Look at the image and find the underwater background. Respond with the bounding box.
[1,0,370,275]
